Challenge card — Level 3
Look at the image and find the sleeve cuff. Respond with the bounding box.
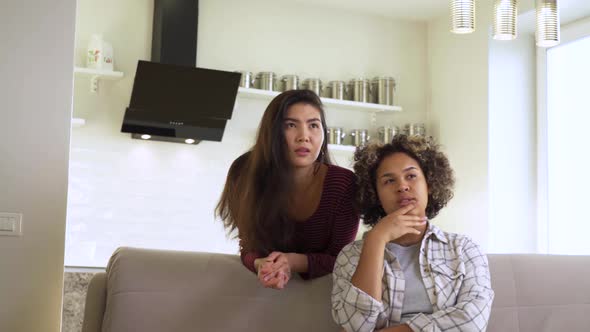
[406,313,432,332]
[241,252,260,274]
[341,281,385,315]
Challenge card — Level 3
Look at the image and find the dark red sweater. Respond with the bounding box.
[240,164,360,279]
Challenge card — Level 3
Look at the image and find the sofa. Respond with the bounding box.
[82,247,590,332]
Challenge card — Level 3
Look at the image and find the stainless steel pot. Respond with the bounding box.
[348,78,371,103]
[326,80,346,100]
[378,126,400,144]
[255,72,277,91]
[372,77,396,105]
[404,123,426,137]
[301,78,323,96]
[280,75,300,91]
[327,127,346,145]
[236,71,254,88]
[350,129,370,147]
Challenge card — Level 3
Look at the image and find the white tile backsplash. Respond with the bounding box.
[65,99,262,266]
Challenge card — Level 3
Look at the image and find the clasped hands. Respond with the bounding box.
[256,252,292,290]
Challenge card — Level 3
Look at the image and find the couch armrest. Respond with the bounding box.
[82,272,107,332]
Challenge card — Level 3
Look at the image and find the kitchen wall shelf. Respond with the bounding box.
[74,67,124,93]
[328,144,357,152]
[237,87,402,113]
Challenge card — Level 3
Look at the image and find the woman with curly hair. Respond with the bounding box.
[332,135,494,332]
[216,89,359,290]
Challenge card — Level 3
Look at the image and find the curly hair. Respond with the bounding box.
[353,134,455,226]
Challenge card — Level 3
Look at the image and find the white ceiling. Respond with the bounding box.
[287,0,448,21]
[283,0,590,23]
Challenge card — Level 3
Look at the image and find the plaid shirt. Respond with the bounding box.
[332,223,494,332]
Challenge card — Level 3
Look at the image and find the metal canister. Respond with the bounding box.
[404,123,426,137]
[372,76,396,105]
[327,127,346,145]
[280,75,300,91]
[236,71,254,88]
[348,78,371,103]
[326,80,346,100]
[378,126,400,144]
[350,129,370,147]
[301,78,323,96]
[255,72,277,91]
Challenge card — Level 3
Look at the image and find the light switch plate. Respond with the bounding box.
[0,213,22,237]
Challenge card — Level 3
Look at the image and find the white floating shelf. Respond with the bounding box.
[72,117,86,128]
[238,87,402,113]
[238,87,279,99]
[328,144,357,152]
[74,67,124,79]
[74,66,124,93]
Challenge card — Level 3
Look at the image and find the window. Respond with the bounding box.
[540,17,590,255]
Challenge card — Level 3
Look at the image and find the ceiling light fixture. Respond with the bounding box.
[493,0,518,40]
[451,0,476,34]
[536,0,560,47]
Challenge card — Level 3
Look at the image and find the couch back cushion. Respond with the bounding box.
[102,247,340,332]
[101,248,590,332]
[487,254,590,332]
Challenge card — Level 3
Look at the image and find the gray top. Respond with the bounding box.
[388,242,433,322]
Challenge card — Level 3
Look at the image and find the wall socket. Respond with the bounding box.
[0,213,23,237]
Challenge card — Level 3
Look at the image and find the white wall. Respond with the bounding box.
[426,1,493,250]
[427,1,590,253]
[0,1,76,331]
[545,18,590,254]
[488,32,537,253]
[197,0,427,120]
[66,0,428,267]
[427,1,542,252]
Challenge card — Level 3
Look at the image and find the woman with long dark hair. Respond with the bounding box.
[216,89,359,289]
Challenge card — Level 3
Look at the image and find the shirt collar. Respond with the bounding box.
[424,222,449,244]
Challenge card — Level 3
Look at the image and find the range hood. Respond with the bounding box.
[121,0,240,144]
[122,61,240,144]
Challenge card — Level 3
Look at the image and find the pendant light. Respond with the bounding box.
[493,0,518,40]
[451,0,476,34]
[536,0,560,47]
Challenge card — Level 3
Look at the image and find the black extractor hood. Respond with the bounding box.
[122,61,240,144]
[121,0,240,144]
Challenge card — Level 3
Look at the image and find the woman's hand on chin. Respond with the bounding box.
[368,204,427,244]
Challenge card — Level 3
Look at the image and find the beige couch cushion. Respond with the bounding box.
[487,254,590,332]
[101,247,340,332]
[95,248,590,332]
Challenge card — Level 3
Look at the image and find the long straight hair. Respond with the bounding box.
[215,90,332,255]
